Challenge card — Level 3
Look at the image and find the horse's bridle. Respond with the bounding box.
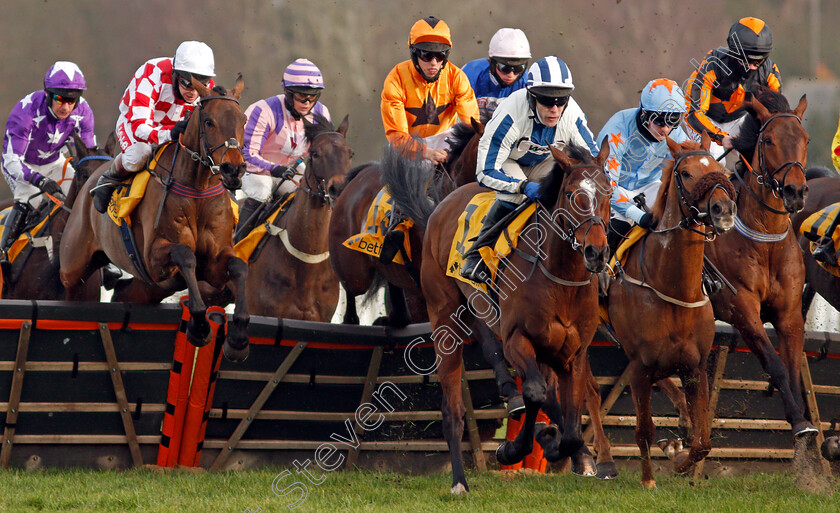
[297,130,344,205]
[544,163,609,254]
[179,95,243,175]
[735,112,805,214]
[659,150,733,239]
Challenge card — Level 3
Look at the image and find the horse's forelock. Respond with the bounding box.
[689,171,736,205]
[304,113,336,142]
[734,86,791,161]
[211,85,228,96]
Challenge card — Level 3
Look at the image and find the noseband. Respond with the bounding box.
[180,95,243,175]
[735,112,805,214]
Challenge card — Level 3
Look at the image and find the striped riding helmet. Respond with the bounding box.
[283,58,325,95]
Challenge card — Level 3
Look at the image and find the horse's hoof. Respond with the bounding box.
[642,479,656,489]
[657,438,683,461]
[223,340,249,362]
[673,451,694,474]
[372,316,389,326]
[506,394,525,420]
[792,421,819,439]
[450,482,469,495]
[495,441,524,466]
[186,329,211,348]
[571,454,597,477]
[596,461,619,480]
[821,436,840,461]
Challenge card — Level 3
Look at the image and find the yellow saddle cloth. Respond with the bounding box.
[445,192,537,293]
[801,202,840,277]
[234,194,295,263]
[0,204,61,264]
[343,186,414,264]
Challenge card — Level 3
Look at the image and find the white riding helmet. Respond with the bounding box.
[488,28,531,59]
[173,41,216,77]
[526,56,574,94]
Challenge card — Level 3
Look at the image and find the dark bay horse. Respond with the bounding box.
[60,77,251,361]
[3,135,110,300]
[328,119,482,326]
[419,142,612,493]
[603,135,736,488]
[243,115,351,320]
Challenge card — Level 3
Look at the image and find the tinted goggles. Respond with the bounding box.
[649,112,683,129]
[292,92,320,104]
[533,94,570,108]
[746,55,767,67]
[51,93,78,105]
[417,49,449,63]
[177,75,211,90]
[495,62,526,75]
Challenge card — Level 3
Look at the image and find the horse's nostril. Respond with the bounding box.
[801,185,809,199]
[711,203,722,215]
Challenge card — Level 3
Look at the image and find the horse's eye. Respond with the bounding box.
[565,191,572,199]
[762,138,772,146]
[311,152,319,159]
[681,170,691,179]
[204,119,214,127]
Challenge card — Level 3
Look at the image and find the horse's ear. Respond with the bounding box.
[549,144,574,170]
[301,116,314,129]
[746,94,772,122]
[665,136,682,157]
[793,94,807,120]
[699,131,712,151]
[193,77,212,98]
[73,132,88,159]
[231,74,244,100]
[470,117,484,136]
[594,137,610,166]
[337,115,350,136]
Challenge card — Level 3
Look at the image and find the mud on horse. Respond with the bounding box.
[417,141,611,493]
[59,77,251,361]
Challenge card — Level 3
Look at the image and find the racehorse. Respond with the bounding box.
[603,134,736,488]
[242,114,351,320]
[419,141,612,493]
[60,77,251,362]
[328,119,482,327]
[3,134,110,300]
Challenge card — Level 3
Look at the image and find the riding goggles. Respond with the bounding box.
[649,111,683,129]
[292,92,320,104]
[533,93,570,108]
[416,49,449,63]
[745,54,767,67]
[51,93,78,105]
[177,75,212,90]
[495,62,526,75]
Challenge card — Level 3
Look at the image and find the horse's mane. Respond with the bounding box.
[304,113,336,142]
[445,122,476,167]
[380,143,438,227]
[538,143,593,201]
[211,85,228,96]
[733,86,791,166]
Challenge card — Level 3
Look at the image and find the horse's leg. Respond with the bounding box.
[204,250,250,362]
[382,282,410,327]
[673,365,711,474]
[773,310,813,434]
[167,243,210,347]
[582,356,617,479]
[731,305,815,437]
[555,354,595,476]
[342,288,360,325]
[627,361,656,488]
[657,378,692,440]
[471,319,524,418]
[495,331,545,466]
[437,345,469,494]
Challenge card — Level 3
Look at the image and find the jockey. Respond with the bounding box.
[810,113,840,263]
[462,28,531,123]
[597,78,689,250]
[234,58,331,242]
[379,15,479,260]
[460,56,599,283]
[1,61,96,265]
[92,41,216,213]
[685,17,781,159]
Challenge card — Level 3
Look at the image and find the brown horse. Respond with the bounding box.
[60,77,251,361]
[328,120,482,326]
[419,141,611,493]
[603,135,736,488]
[3,135,109,300]
[243,115,351,319]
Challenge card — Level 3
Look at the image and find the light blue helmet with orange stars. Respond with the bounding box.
[640,78,685,114]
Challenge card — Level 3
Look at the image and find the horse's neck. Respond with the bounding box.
[64,180,79,209]
[736,161,789,233]
[172,143,214,189]
[282,185,330,252]
[640,194,706,300]
[540,212,591,282]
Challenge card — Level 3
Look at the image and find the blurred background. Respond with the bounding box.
[1,0,838,201]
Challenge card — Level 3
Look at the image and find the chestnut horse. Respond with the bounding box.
[3,135,109,300]
[243,115,351,319]
[419,142,611,493]
[328,120,482,326]
[60,77,251,361]
[603,135,736,488]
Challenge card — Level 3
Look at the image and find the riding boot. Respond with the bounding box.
[607,218,632,256]
[460,200,516,284]
[233,198,262,244]
[813,237,838,266]
[92,154,131,214]
[379,211,406,264]
[0,202,31,273]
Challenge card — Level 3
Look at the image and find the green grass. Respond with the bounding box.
[0,467,835,513]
